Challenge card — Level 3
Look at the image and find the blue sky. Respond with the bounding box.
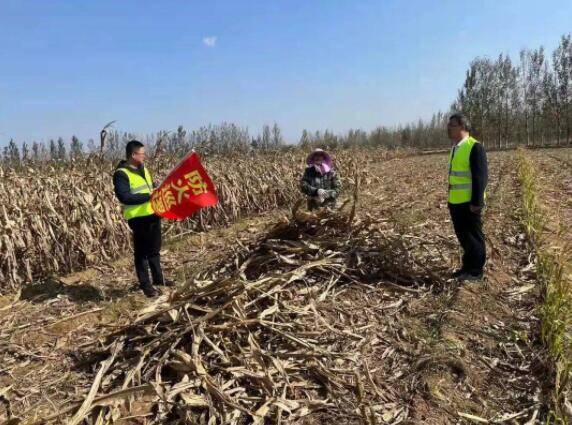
[1,0,571,146]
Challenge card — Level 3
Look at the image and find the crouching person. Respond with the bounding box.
[300,149,341,210]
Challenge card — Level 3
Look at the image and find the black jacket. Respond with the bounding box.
[468,143,488,207]
[113,161,154,206]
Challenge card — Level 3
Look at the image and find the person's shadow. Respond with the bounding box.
[20,278,130,303]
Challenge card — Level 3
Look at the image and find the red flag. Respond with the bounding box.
[151,152,218,220]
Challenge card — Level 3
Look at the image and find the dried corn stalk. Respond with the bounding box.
[0,147,402,291]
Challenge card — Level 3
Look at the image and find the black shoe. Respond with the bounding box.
[155,279,176,287]
[462,272,484,282]
[451,269,467,279]
[140,284,160,298]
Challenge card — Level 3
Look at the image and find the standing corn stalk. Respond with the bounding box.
[0,146,395,291]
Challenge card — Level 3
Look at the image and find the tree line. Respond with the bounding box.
[2,33,570,164]
[1,123,285,163]
[453,34,572,149]
[0,116,448,164]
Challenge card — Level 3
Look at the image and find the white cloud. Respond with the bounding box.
[202,36,217,47]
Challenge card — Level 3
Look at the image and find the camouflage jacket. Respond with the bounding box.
[300,166,341,198]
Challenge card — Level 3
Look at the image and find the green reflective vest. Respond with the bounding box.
[448,136,478,204]
[117,166,155,220]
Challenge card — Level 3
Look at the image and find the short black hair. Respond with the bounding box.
[449,113,470,131]
[126,140,144,158]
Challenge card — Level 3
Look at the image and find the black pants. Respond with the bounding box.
[448,203,486,275]
[127,214,164,287]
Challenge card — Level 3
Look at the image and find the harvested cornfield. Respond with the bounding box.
[28,205,448,424]
[0,147,402,291]
[2,148,570,424]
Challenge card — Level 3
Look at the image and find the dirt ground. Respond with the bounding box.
[1,149,570,424]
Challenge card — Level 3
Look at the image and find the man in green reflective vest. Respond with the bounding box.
[447,114,488,281]
[113,140,174,297]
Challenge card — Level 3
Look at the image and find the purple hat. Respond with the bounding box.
[306,148,333,167]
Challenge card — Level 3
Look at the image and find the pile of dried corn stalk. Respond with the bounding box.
[38,201,447,424]
[0,147,401,291]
